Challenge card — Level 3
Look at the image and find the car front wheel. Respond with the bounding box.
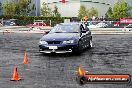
[73,41,83,54]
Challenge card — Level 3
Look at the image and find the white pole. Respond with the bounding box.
[50,20,51,26]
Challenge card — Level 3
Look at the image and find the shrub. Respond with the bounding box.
[0,15,71,26]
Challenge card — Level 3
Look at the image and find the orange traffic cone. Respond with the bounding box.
[23,51,29,64]
[78,66,86,76]
[11,66,20,81]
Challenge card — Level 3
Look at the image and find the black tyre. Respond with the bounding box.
[73,41,83,54]
[77,76,87,85]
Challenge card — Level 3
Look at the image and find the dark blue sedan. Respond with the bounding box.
[39,23,92,53]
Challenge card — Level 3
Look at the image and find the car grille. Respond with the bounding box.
[47,41,61,44]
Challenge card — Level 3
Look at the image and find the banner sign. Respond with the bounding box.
[120,18,132,24]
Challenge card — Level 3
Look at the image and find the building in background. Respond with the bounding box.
[41,0,132,17]
[45,0,117,17]
[0,0,131,17]
[29,0,40,16]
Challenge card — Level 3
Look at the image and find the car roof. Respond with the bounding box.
[128,24,132,26]
[59,22,83,26]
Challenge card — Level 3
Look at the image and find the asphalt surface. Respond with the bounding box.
[0,33,132,88]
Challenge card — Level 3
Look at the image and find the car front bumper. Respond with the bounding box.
[39,44,78,53]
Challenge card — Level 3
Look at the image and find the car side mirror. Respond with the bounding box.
[45,31,49,34]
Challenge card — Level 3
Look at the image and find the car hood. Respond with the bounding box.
[41,33,80,41]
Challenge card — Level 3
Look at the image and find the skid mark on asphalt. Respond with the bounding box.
[0,34,132,88]
[91,35,132,75]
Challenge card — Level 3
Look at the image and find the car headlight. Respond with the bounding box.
[62,40,74,44]
[39,40,48,45]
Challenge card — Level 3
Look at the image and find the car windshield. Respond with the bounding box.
[49,24,79,33]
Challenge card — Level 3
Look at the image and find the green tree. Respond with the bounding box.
[2,1,16,16]
[0,2,2,16]
[112,0,131,19]
[0,2,2,11]
[17,0,31,16]
[78,5,89,19]
[89,7,98,17]
[2,0,32,16]
[53,5,61,17]
[105,7,113,18]
[41,2,52,17]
